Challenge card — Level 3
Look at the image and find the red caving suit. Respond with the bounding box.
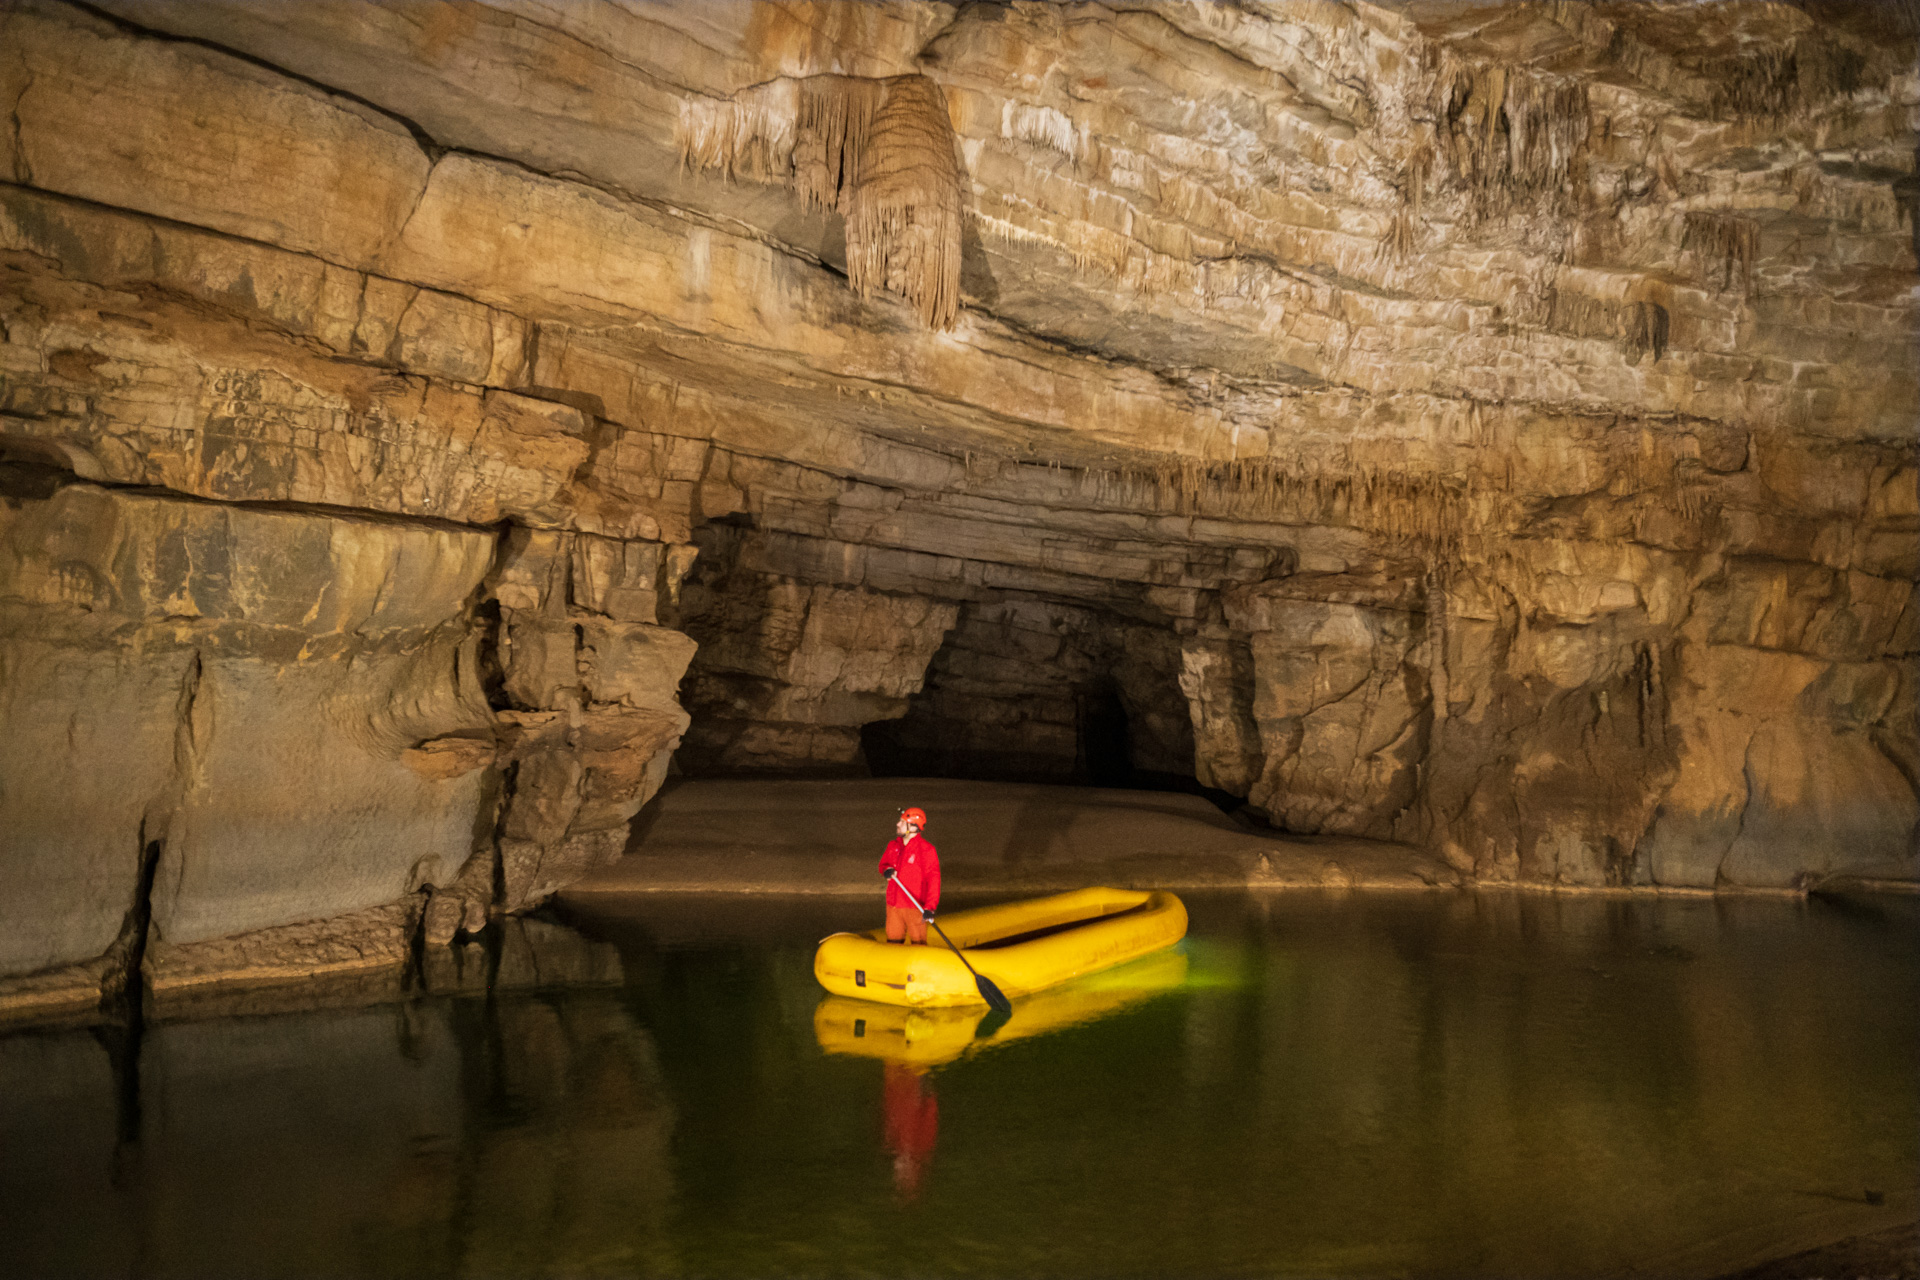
[879,832,941,943]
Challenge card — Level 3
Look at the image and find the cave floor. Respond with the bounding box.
[563,777,1461,900]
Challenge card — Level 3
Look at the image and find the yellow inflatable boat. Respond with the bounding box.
[814,947,1189,1068]
[813,886,1187,1008]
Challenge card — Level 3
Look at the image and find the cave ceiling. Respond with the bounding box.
[58,0,1918,493]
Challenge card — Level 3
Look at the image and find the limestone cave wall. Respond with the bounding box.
[1,0,1915,1017]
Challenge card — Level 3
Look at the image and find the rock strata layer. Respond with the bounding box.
[0,0,1914,1015]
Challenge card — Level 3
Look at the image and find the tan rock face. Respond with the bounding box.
[0,0,1915,1003]
[0,480,497,976]
[676,521,959,770]
[1235,592,1429,841]
[483,527,697,910]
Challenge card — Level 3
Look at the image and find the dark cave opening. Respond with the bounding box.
[668,514,1253,816]
[1077,683,1132,788]
[860,659,1249,820]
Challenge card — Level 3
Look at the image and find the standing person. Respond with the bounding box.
[879,805,940,944]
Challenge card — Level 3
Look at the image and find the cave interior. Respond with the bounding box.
[0,0,1915,1021]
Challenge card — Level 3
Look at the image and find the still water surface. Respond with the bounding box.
[2,890,1915,1278]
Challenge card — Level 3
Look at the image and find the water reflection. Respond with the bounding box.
[0,919,676,1279]
[0,891,1914,1279]
[814,947,1191,1069]
[817,948,1191,1202]
[881,1062,938,1200]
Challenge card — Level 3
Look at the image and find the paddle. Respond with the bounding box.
[888,873,1013,1016]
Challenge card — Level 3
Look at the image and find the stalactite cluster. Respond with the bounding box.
[680,73,962,329]
[1425,50,1591,219]
[1682,212,1760,292]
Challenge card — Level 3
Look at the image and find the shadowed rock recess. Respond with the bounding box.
[1,0,1914,1018]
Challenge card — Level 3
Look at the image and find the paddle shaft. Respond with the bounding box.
[888,875,1012,1014]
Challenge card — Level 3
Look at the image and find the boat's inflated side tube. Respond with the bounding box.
[813,886,1188,1008]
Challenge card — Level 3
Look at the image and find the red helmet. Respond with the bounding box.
[899,806,928,829]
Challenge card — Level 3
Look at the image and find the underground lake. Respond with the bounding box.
[3,888,1913,1279]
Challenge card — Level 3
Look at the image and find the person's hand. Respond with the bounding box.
[922,909,935,922]
[883,867,896,880]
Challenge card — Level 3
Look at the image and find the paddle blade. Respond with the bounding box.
[975,974,1013,1016]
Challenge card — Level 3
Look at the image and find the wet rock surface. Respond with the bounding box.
[0,0,1915,1009]
[0,480,498,1001]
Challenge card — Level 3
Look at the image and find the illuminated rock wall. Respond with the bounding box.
[0,0,1913,1014]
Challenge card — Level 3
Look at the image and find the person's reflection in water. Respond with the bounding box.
[881,1061,939,1200]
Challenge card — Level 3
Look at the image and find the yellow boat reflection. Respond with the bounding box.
[814,946,1190,1068]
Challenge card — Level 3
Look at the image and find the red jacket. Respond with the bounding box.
[879,834,940,913]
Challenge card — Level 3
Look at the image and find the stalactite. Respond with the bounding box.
[1598,424,1728,534]
[1669,455,1714,523]
[1545,287,1618,341]
[845,75,963,331]
[1379,208,1415,262]
[1706,38,1866,121]
[1604,426,1652,497]
[794,77,882,215]
[677,74,962,330]
[1020,450,1482,563]
[1539,287,1668,364]
[1502,74,1590,192]
[960,403,1726,574]
[675,81,799,184]
[1623,301,1669,364]
[1710,48,1799,119]
[1065,231,1213,302]
[1425,48,1590,220]
[1681,212,1758,292]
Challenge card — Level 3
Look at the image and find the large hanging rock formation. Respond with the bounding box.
[1,0,1914,1018]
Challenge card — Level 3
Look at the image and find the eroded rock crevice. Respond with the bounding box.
[1,0,1915,1019]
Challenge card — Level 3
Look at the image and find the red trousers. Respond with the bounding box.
[884,904,928,944]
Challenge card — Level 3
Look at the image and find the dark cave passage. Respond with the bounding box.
[1077,684,1132,788]
[857,610,1249,819]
